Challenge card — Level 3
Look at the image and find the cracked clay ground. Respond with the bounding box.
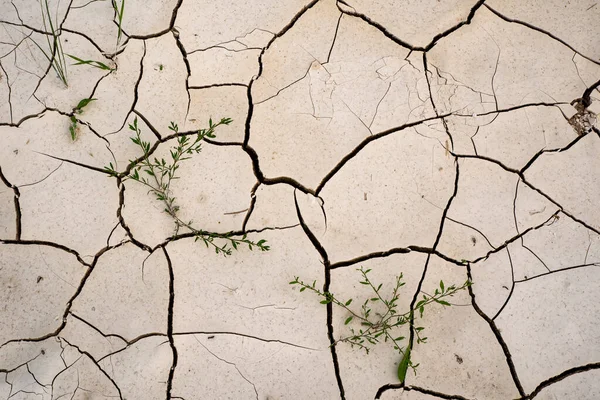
[1,0,600,399]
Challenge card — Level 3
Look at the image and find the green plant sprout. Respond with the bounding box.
[66,54,114,71]
[104,117,270,256]
[32,0,68,86]
[113,0,125,46]
[68,98,96,140]
[290,267,472,382]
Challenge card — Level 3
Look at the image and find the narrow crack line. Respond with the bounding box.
[105,221,122,247]
[369,82,391,129]
[375,383,472,400]
[30,150,105,174]
[68,312,128,344]
[106,39,147,137]
[0,240,127,351]
[483,4,600,66]
[522,178,600,236]
[451,149,600,236]
[521,242,551,272]
[0,165,22,240]
[470,210,560,264]
[242,181,260,232]
[293,189,345,400]
[446,216,496,250]
[162,246,178,400]
[203,138,244,146]
[491,247,516,321]
[335,4,416,50]
[120,0,184,41]
[315,113,450,195]
[193,337,258,400]
[0,60,14,122]
[171,28,192,122]
[115,180,152,252]
[337,0,486,53]
[329,245,465,270]
[326,13,343,63]
[59,337,123,399]
[525,362,600,399]
[188,82,248,90]
[423,53,455,149]
[96,328,319,364]
[153,223,299,249]
[243,144,317,195]
[132,109,162,140]
[239,0,322,193]
[452,102,568,119]
[61,27,107,57]
[581,77,600,108]
[0,108,48,128]
[520,129,590,174]
[18,162,63,188]
[422,0,487,52]
[173,331,319,351]
[0,239,87,266]
[466,263,526,396]
[0,353,42,374]
[514,262,600,284]
[407,157,460,362]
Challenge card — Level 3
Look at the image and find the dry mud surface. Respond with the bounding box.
[1,0,600,399]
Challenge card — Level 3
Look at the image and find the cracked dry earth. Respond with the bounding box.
[1,0,600,399]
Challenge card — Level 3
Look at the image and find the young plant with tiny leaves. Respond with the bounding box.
[104,117,270,256]
[290,267,472,382]
[68,98,96,140]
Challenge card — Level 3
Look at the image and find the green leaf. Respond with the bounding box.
[345,298,352,306]
[440,280,445,292]
[299,287,306,292]
[435,299,451,307]
[397,345,411,383]
[344,316,353,325]
[75,98,96,111]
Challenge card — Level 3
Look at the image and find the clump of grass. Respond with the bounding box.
[290,268,472,382]
[113,0,125,46]
[104,117,270,255]
[32,0,68,87]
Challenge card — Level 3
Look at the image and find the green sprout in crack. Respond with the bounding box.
[104,117,270,256]
[290,267,472,382]
[66,54,114,71]
[68,98,96,141]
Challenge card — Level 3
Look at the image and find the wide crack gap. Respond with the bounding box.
[293,189,345,400]
[162,245,178,400]
[0,165,22,240]
[466,263,526,396]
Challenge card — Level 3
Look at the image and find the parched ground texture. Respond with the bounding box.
[1,0,600,399]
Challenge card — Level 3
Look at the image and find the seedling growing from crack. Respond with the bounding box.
[104,117,270,256]
[31,0,68,86]
[68,98,96,141]
[67,54,114,71]
[113,0,126,47]
[290,268,472,382]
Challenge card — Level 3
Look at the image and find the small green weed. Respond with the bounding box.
[68,98,96,140]
[104,117,270,255]
[290,268,472,382]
